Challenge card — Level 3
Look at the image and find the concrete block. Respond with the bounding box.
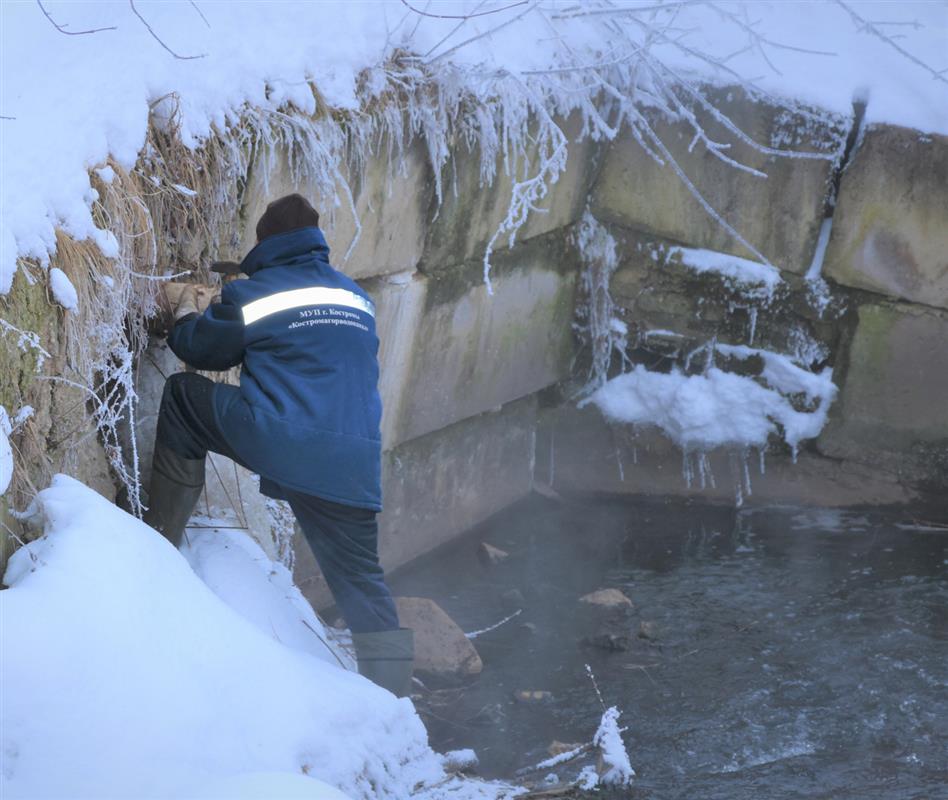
[590,87,847,274]
[236,135,434,281]
[362,271,428,451]
[391,232,577,446]
[823,126,948,309]
[818,302,948,473]
[418,111,599,273]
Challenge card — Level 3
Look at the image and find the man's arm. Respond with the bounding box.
[167,287,245,371]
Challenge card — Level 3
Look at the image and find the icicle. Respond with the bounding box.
[548,428,555,486]
[748,307,758,345]
[615,443,625,482]
[742,449,752,499]
[682,450,693,488]
[758,447,766,475]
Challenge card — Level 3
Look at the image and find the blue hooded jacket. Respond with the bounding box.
[167,227,382,510]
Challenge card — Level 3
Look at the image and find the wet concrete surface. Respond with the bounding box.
[389,493,948,799]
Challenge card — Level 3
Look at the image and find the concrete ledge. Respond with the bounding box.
[537,404,913,507]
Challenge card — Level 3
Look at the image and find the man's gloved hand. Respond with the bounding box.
[173,284,200,320]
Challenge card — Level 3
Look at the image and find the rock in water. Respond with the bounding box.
[478,541,510,567]
[395,597,483,681]
[578,588,635,652]
[579,588,633,609]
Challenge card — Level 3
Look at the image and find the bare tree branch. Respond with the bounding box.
[129,0,206,60]
[834,0,948,85]
[399,0,529,20]
[189,1,211,29]
[36,0,117,36]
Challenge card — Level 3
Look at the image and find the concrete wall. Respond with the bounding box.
[3,93,945,588]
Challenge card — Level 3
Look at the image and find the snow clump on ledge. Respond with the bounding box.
[584,346,837,456]
[0,475,520,800]
[667,245,783,301]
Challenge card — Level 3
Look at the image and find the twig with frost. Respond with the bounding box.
[465,608,522,639]
[36,0,117,35]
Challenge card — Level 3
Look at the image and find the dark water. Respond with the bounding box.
[389,494,948,799]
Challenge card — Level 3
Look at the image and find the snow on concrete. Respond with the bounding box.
[48,266,78,311]
[0,475,519,800]
[1,1,946,293]
[667,245,783,300]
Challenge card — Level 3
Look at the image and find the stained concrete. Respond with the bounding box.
[823,126,948,310]
[590,87,848,274]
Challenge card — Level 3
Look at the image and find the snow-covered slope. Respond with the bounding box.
[0,475,519,799]
[1,1,946,293]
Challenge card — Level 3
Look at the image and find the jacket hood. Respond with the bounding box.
[239,226,330,276]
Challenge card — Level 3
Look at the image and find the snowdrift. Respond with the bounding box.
[0,475,514,799]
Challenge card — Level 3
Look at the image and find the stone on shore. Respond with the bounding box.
[395,596,483,680]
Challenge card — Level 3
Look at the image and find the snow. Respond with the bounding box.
[48,266,78,311]
[0,406,12,496]
[0,475,519,800]
[668,245,783,299]
[2,1,946,294]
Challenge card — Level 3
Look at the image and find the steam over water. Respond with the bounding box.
[390,495,948,798]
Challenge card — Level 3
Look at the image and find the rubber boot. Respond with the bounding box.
[352,628,415,698]
[143,443,205,548]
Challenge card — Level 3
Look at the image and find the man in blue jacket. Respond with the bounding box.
[146,194,412,696]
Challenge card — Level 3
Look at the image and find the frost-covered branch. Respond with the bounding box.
[833,0,948,84]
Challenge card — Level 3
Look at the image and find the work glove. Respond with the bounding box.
[173,285,200,320]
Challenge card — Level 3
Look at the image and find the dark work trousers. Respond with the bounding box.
[155,372,399,634]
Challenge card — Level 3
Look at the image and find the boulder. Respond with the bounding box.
[394,597,483,680]
[823,126,948,310]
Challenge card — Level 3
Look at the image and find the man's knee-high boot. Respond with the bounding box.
[352,628,415,698]
[143,443,205,548]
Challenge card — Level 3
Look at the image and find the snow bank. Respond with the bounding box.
[0,475,519,800]
[1,2,946,291]
[585,345,837,455]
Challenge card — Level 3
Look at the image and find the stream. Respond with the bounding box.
[389,493,948,799]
